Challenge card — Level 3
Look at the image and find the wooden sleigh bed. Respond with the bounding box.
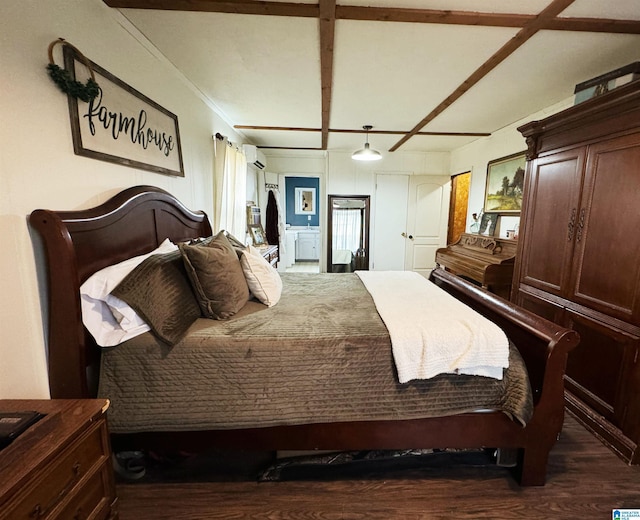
[29,185,579,486]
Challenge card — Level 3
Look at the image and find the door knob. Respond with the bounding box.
[401,232,414,240]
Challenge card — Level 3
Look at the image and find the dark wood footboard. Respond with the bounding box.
[430,268,580,484]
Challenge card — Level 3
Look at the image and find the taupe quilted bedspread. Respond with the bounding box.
[98,273,533,433]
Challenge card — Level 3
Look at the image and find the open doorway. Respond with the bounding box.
[327,195,370,273]
[283,176,321,273]
[447,171,471,245]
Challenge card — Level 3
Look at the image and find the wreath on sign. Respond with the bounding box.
[46,38,99,102]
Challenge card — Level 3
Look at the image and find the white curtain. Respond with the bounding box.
[213,137,247,239]
[332,208,361,252]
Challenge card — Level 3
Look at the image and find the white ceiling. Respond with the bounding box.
[107,0,640,155]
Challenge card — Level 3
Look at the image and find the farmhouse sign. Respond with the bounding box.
[63,46,184,177]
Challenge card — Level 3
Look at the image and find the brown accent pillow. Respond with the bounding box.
[111,250,201,346]
[179,231,250,319]
[190,231,247,258]
[223,231,248,253]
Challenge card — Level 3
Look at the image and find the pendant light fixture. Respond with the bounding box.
[352,125,382,161]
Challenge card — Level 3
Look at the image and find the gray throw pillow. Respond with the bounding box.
[111,250,201,346]
[179,231,250,319]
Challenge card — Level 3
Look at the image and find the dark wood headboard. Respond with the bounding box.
[30,186,212,398]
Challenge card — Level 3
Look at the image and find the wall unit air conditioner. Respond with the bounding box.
[243,144,267,170]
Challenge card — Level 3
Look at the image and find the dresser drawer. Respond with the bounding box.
[2,420,108,520]
[57,463,115,520]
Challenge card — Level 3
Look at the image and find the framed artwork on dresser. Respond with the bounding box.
[248,224,266,246]
[483,151,526,213]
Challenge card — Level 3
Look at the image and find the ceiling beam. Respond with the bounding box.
[336,6,532,28]
[336,6,640,34]
[235,125,319,133]
[259,146,324,150]
[544,17,640,34]
[234,125,491,137]
[102,0,319,17]
[389,0,577,152]
[319,0,336,150]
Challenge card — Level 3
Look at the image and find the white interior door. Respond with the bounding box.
[372,174,409,270]
[404,175,451,277]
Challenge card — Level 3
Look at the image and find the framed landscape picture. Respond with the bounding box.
[483,151,526,213]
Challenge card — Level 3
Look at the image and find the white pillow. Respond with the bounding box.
[80,238,178,346]
[240,245,283,307]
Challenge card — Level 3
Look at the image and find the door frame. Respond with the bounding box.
[447,171,471,245]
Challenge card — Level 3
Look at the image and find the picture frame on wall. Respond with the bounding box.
[295,187,316,215]
[248,224,266,246]
[63,45,185,177]
[483,151,526,213]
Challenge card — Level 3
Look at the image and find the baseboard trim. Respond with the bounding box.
[565,390,637,465]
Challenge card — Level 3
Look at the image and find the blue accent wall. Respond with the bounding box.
[285,177,320,226]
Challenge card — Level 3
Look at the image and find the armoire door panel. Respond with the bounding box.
[564,309,638,428]
[519,149,585,296]
[570,133,640,323]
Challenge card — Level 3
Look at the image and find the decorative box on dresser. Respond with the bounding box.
[0,399,118,519]
[513,81,640,464]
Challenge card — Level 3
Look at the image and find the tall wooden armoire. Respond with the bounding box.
[512,81,640,464]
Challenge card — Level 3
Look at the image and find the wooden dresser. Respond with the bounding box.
[0,399,118,519]
[513,81,640,464]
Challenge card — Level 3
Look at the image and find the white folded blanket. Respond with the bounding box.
[356,271,509,383]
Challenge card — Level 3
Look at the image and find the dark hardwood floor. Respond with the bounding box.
[116,413,640,519]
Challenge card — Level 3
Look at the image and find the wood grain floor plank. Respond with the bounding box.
[116,415,640,519]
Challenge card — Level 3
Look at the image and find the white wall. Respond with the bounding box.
[0,0,243,398]
[327,150,450,195]
[264,149,450,270]
[450,98,574,236]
